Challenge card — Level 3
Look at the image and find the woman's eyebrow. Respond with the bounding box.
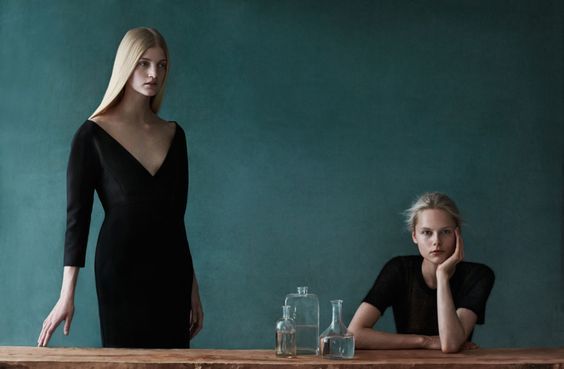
[418,226,452,230]
[139,57,167,62]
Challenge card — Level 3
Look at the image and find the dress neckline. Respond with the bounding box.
[87,120,177,178]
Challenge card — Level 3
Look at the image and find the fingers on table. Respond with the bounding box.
[38,315,63,347]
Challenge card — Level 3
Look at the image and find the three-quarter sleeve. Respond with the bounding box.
[63,123,99,267]
[176,123,194,271]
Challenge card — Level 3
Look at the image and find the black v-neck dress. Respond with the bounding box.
[63,120,194,348]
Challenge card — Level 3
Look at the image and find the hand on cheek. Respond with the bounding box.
[437,227,464,279]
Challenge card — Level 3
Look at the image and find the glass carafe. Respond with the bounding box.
[275,305,296,357]
[319,299,355,359]
[284,286,319,355]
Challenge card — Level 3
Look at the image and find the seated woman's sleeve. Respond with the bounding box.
[363,256,404,316]
[457,264,495,324]
[63,123,99,267]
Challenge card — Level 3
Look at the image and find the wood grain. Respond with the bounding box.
[0,347,562,369]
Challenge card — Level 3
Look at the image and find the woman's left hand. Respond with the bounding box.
[437,227,464,279]
[189,277,204,339]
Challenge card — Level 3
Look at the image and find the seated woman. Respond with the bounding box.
[348,192,494,353]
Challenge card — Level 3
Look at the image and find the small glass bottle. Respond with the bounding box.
[285,286,319,355]
[275,305,297,357]
[319,300,355,359]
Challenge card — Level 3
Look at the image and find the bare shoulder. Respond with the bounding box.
[155,117,178,136]
[155,116,176,126]
[89,114,113,131]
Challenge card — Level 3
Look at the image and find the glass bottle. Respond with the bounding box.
[275,305,297,357]
[285,286,319,355]
[319,299,355,359]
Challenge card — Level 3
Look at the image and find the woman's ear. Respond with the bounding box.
[411,229,418,244]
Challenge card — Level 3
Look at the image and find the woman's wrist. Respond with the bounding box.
[435,269,451,282]
[59,290,75,302]
[417,335,428,348]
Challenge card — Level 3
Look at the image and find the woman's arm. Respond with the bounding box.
[37,266,79,347]
[38,124,99,347]
[189,272,204,339]
[435,228,477,353]
[348,303,439,349]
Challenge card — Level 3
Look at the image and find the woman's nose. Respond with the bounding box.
[432,233,441,246]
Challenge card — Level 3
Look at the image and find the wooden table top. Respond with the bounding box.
[0,346,562,368]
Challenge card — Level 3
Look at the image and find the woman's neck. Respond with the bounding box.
[421,258,438,289]
[113,87,156,125]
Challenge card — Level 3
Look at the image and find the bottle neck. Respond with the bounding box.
[330,300,343,325]
[282,305,291,320]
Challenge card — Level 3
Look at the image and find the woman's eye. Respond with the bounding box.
[138,61,148,67]
[158,63,167,69]
[442,229,452,235]
[422,230,431,236]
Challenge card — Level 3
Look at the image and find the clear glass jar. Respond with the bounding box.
[285,286,319,355]
[275,305,296,357]
[319,299,355,359]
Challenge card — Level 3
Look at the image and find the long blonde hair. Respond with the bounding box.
[90,27,169,119]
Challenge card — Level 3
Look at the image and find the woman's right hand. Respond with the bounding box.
[37,297,74,347]
[421,335,478,351]
[421,335,442,350]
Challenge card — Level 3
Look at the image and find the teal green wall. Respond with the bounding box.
[1,0,562,348]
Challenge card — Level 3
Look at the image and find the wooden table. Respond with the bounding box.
[0,346,562,368]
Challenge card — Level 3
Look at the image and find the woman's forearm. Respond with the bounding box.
[436,274,466,352]
[192,271,198,289]
[60,266,80,301]
[38,266,79,346]
[349,303,430,350]
[351,327,426,349]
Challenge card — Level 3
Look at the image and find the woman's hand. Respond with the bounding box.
[462,341,479,350]
[437,227,464,280]
[37,297,74,347]
[189,277,204,339]
[38,267,79,347]
[421,335,442,350]
[421,336,478,351]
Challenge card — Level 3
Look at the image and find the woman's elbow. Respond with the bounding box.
[441,341,463,353]
[347,324,361,337]
[352,333,372,350]
[347,326,368,349]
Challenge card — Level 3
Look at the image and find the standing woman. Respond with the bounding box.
[38,27,203,348]
[348,192,494,353]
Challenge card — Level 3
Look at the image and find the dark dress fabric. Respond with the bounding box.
[63,120,194,348]
[363,255,494,339]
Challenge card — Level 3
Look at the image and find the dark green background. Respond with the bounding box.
[1,0,562,348]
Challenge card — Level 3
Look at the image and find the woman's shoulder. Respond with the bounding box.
[459,261,494,274]
[380,255,421,273]
[457,261,495,283]
[168,120,186,134]
[387,255,421,266]
[168,120,188,147]
[87,114,116,132]
[72,119,99,141]
[88,115,183,134]
[67,120,101,160]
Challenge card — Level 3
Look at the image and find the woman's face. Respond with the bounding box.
[127,47,167,97]
[412,209,457,265]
